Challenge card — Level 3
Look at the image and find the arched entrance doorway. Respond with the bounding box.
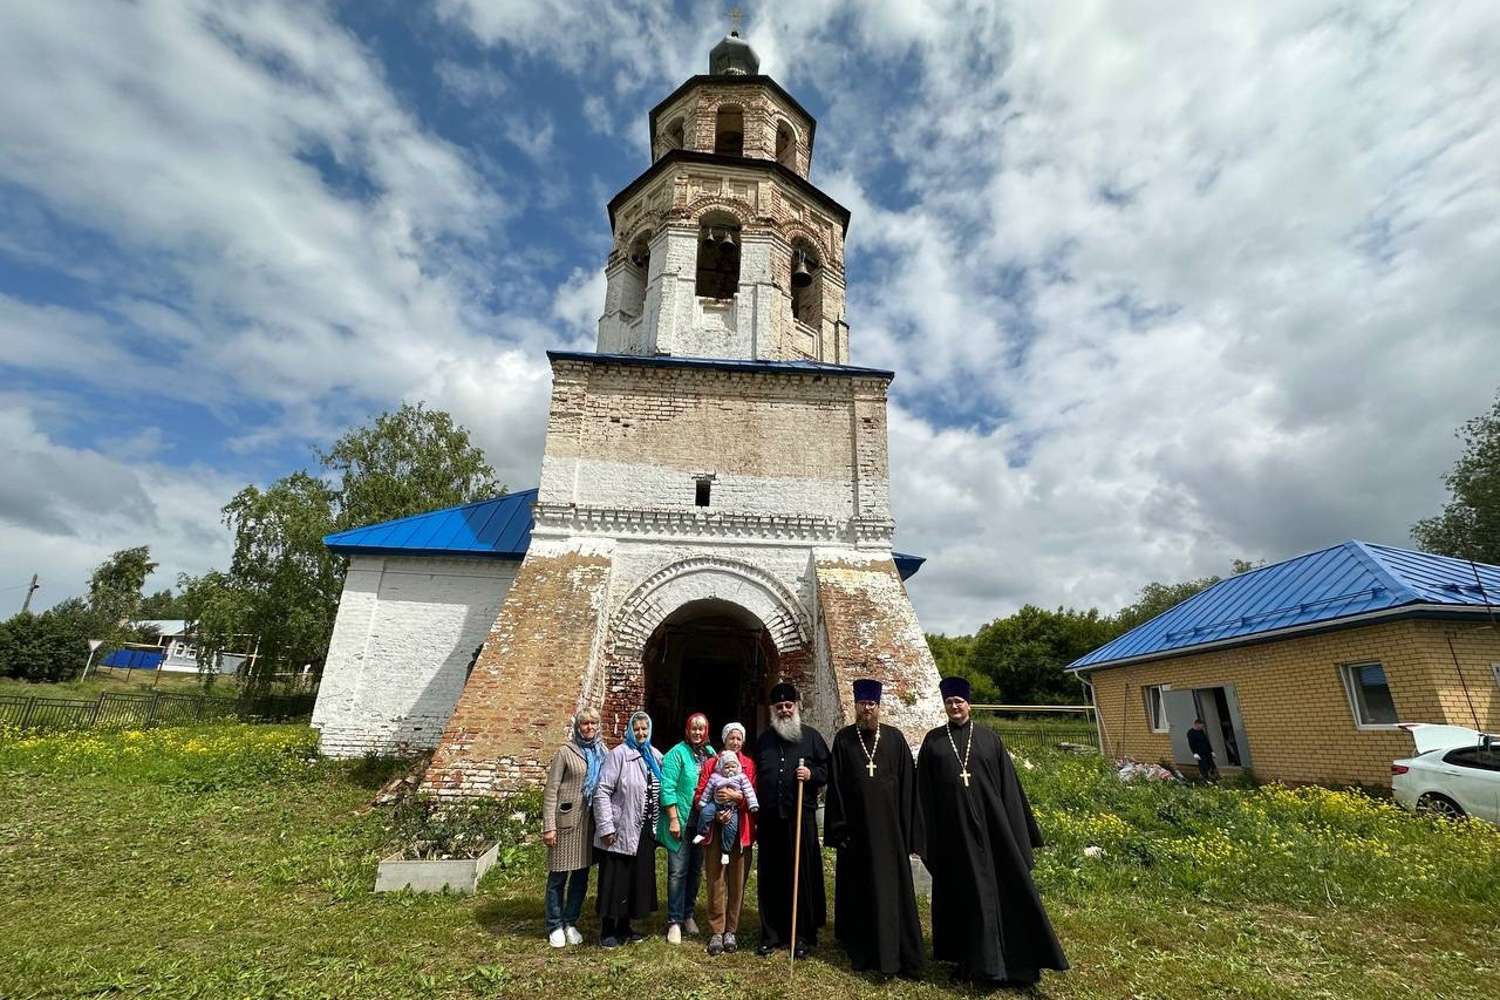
[641,598,777,752]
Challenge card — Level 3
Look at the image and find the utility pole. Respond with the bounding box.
[20,574,38,614]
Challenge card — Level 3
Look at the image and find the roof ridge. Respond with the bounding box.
[1344,539,1423,605]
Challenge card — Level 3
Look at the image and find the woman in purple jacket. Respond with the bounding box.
[592,710,665,947]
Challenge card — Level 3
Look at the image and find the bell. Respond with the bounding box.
[701,228,718,246]
[720,229,737,250]
[791,257,814,288]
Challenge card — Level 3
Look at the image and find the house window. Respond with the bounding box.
[695,217,740,299]
[1143,685,1168,733]
[695,478,711,507]
[1341,662,1399,727]
[714,105,744,156]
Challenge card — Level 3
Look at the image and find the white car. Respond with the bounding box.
[1391,723,1500,824]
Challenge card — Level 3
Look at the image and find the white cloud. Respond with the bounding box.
[3,0,1498,639]
[0,399,237,611]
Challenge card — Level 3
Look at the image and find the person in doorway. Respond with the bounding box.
[825,678,924,978]
[658,711,713,944]
[541,709,606,948]
[592,710,664,947]
[917,676,1068,987]
[1187,718,1218,781]
[752,681,830,958]
[694,721,757,956]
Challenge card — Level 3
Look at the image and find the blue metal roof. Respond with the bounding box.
[548,350,895,380]
[1070,540,1500,671]
[323,489,536,560]
[325,487,925,581]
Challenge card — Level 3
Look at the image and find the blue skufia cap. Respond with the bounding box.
[852,678,882,703]
[939,676,972,702]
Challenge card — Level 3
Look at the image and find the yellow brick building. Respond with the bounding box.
[1070,541,1500,788]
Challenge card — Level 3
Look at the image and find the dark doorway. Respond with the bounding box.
[641,599,777,752]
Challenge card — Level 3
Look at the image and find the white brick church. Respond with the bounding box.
[311,30,945,797]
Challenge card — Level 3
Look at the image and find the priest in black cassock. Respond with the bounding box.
[752,681,830,958]
[825,678,924,978]
[916,676,1068,986]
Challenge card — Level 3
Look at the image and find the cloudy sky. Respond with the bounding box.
[2,0,1498,633]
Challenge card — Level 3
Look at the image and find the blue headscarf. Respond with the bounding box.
[626,710,664,784]
[573,711,606,800]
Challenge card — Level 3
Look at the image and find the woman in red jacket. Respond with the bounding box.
[694,721,756,956]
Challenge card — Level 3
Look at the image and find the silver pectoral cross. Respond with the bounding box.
[959,768,971,787]
[865,759,877,777]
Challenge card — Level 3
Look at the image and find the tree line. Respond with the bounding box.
[926,388,1500,706]
[5,388,1497,696]
[1,404,500,689]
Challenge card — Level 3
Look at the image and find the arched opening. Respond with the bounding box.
[660,116,685,157]
[790,239,822,326]
[621,232,651,317]
[695,213,741,299]
[775,121,797,169]
[641,599,777,751]
[714,105,744,157]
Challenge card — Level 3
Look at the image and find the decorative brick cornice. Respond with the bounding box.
[532,502,893,546]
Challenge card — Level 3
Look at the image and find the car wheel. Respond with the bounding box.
[1416,793,1466,821]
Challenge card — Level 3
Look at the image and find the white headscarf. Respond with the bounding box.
[721,721,746,743]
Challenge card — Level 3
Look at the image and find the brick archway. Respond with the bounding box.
[595,556,814,739]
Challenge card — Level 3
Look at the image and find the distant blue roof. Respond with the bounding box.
[324,490,536,560]
[1070,540,1500,671]
[548,350,895,380]
[325,487,924,581]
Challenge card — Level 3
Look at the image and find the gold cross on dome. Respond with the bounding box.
[728,6,743,33]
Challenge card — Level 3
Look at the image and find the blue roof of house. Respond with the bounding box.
[325,488,925,581]
[548,350,895,380]
[1069,540,1500,671]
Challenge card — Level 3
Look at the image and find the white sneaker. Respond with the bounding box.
[683,916,700,936]
[564,926,583,946]
[666,923,682,945]
[548,928,566,948]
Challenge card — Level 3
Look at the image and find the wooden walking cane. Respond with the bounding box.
[789,756,805,978]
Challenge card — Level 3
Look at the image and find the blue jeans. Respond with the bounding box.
[666,839,704,925]
[695,800,740,850]
[545,867,590,932]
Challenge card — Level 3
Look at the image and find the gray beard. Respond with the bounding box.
[771,709,802,744]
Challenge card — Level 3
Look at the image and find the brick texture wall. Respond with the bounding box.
[1085,618,1500,788]
[813,554,945,752]
[421,545,614,798]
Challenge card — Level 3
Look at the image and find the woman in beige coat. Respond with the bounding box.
[542,709,606,948]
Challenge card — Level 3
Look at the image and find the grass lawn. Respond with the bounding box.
[2,725,1497,999]
[0,670,237,702]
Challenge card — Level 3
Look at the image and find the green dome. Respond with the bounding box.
[709,32,760,76]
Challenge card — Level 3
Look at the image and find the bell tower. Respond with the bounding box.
[422,28,943,799]
[597,29,850,364]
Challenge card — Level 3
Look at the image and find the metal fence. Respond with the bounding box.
[0,690,316,734]
[973,704,1101,754]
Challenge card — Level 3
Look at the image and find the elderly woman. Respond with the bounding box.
[658,712,713,944]
[592,710,665,947]
[542,709,606,948]
[692,721,757,956]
